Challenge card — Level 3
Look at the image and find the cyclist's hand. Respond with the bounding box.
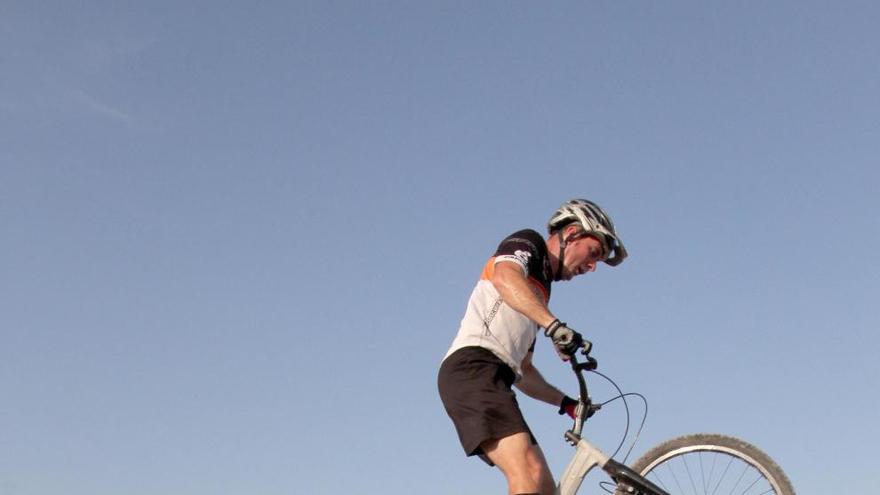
[544,319,590,359]
[559,395,578,419]
[560,396,599,421]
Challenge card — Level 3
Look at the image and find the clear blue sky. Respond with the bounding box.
[2,2,878,494]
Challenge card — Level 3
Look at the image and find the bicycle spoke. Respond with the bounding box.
[705,451,718,495]
[648,467,671,493]
[711,454,735,495]
[727,460,749,495]
[663,455,687,495]
[740,471,764,495]
[681,452,698,495]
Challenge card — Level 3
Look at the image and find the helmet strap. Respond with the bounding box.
[554,230,567,282]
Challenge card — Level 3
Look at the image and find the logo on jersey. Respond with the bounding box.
[513,249,532,266]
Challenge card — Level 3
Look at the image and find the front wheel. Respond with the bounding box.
[619,433,795,495]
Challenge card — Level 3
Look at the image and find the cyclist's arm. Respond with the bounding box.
[490,261,556,329]
[514,350,565,406]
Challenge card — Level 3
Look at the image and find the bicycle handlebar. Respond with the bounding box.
[567,349,600,439]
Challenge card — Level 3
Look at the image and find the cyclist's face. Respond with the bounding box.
[561,235,606,281]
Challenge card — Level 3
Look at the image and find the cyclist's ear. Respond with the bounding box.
[563,223,581,240]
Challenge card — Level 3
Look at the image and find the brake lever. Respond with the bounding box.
[581,338,594,355]
[576,356,598,372]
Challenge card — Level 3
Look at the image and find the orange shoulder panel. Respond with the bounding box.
[480,258,495,280]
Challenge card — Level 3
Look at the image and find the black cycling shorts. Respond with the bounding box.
[437,346,536,466]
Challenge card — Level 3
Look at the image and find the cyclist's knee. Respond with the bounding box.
[482,433,552,493]
[496,459,540,491]
[505,455,551,493]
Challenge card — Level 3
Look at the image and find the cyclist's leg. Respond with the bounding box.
[482,432,555,495]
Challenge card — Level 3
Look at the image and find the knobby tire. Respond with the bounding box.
[616,433,795,495]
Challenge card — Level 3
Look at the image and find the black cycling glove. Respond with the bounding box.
[544,319,591,357]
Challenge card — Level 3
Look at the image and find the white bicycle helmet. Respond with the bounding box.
[547,199,628,267]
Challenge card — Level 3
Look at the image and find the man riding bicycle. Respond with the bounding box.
[438,199,627,495]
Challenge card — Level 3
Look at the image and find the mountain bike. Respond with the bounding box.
[556,351,795,495]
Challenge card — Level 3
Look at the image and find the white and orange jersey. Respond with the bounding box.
[443,229,553,381]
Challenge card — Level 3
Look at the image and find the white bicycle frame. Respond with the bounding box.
[554,355,668,495]
[557,432,611,495]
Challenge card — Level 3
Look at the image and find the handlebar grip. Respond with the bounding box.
[581,338,593,355]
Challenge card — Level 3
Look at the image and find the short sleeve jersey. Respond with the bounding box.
[442,229,553,380]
